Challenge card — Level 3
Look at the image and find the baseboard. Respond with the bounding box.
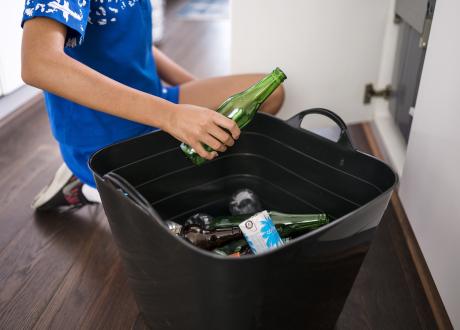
[362,122,453,330]
[0,87,43,128]
[370,113,406,178]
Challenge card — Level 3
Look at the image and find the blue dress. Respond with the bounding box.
[22,0,179,186]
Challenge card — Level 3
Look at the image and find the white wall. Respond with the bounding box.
[399,0,460,326]
[231,0,390,127]
[0,2,25,95]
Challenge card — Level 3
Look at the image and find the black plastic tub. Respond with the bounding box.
[90,109,397,330]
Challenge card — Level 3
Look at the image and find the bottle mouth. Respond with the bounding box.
[273,67,287,81]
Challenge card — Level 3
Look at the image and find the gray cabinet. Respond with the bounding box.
[390,0,435,141]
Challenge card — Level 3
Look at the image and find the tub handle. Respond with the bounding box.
[286,108,355,150]
[104,172,162,220]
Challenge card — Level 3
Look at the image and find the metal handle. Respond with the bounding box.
[286,108,355,150]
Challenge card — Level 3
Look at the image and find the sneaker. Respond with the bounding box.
[31,163,93,211]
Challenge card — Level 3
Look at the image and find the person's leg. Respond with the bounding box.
[179,74,285,115]
[31,144,102,211]
[31,163,98,211]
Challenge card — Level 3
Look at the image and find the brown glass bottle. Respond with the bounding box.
[182,225,242,250]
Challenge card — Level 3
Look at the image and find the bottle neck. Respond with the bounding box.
[244,68,286,105]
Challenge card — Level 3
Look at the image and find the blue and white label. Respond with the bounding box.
[239,211,283,254]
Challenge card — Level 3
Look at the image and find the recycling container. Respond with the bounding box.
[90,108,398,330]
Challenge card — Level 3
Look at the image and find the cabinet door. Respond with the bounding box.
[0,1,25,96]
[231,0,391,125]
[389,22,425,141]
[390,0,435,141]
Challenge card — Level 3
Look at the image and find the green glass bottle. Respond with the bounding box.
[205,211,329,232]
[180,67,287,165]
[211,212,328,256]
[271,212,329,237]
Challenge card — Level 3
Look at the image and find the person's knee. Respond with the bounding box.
[263,84,285,115]
[274,85,285,108]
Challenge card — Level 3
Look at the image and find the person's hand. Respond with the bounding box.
[165,104,241,160]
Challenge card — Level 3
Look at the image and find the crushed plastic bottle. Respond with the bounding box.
[229,189,263,215]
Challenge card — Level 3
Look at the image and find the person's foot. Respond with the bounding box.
[31,163,93,211]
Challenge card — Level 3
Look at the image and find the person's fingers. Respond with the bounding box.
[208,124,234,147]
[191,142,217,160]
[212,114,240,140]
[201,134,227,152]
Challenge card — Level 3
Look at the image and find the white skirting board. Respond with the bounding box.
[0,85,41,123]
[370,100,406,179]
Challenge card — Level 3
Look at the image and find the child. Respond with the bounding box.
[21,0,284,211]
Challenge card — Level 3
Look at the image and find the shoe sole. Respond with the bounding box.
[31,164,73,210]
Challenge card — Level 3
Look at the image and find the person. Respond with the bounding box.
[21,0,285,211]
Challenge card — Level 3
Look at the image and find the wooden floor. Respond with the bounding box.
[0,1,437,329]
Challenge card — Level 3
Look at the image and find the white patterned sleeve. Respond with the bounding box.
[22,0,91,48]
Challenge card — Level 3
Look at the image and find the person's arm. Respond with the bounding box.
[153,46,196,85]
[22,18,239,159]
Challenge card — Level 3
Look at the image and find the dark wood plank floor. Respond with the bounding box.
[0,1,436,329]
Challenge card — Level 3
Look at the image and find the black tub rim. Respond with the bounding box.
[90,109,399,262]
